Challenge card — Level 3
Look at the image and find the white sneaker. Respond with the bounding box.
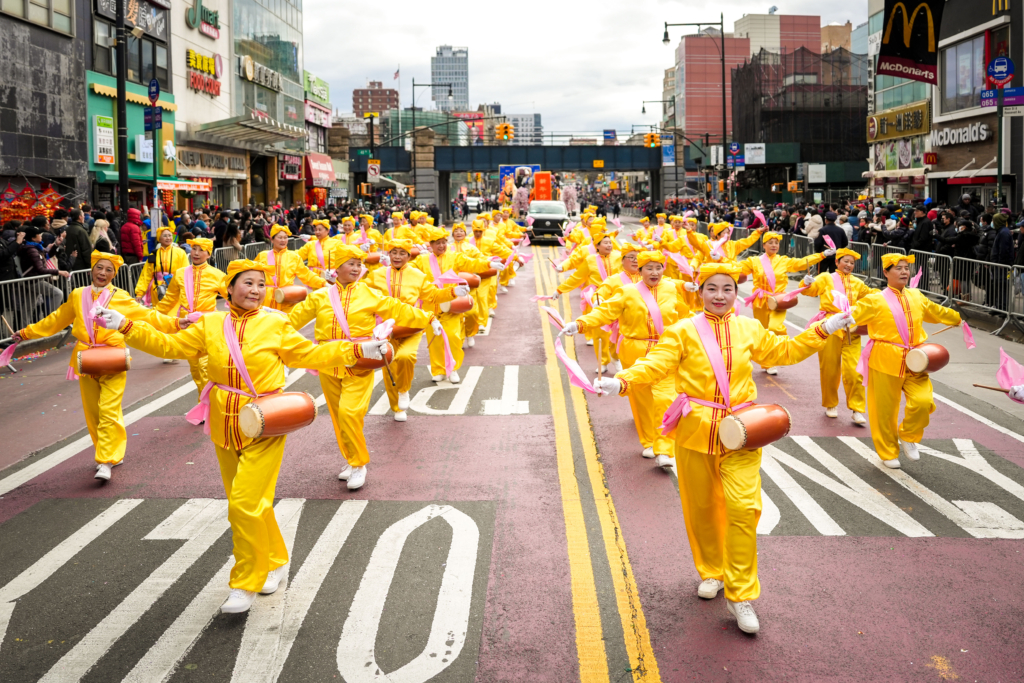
[765,367,778,376]
[883,458,901,469]
[94,464,112,481]
[499,285,508,294]
[467,337,475,348]
[220,588,257,614]
[488,310,496,318]
[607,360,621,374]
[398,392,410,410]
[162,358,178,364]
[510,280,516,287]
[260,567,286,595]
[726,600,760,634]
[586,339,594,347]
[852,412,867,426]
[825,407,838,418]
[393,410,407,422]
[641,447,655,459]
[347,466,367,491]
[697,578,724,599]
[901,439,920,461]
[431,374,445,382]
[338,464,353,481]
[655,454,674,471]
[448,371,461,384]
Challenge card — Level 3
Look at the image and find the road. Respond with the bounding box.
[1,216,1024,682]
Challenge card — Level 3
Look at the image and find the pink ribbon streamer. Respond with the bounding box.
[751,210,767,230]
[554,337,599,394]
[823,234,837,250]
[531,294,557,302]
[662,250,693,278]
[541,305,565,330]
[557,236,565,246]
[805,310,828,328]
[581,285,598,310]
[998,347,1024,404]
[909,269,923,289]
[611,217,622,229]
[526,216,535,226]
[436,324,457,375]
[0,342,17,367]
[962,322,975,350]
[435,270,468,286]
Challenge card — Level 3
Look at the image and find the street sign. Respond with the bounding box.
[728,142,740,155]
[355,149,371,157]
[988,56,1015,87]
[144,106,163,132]
[592,159,604,168]
[148,78,160,105]
[1003,105,1024,117]
[367,159,381,183]
[982,87,1024,107]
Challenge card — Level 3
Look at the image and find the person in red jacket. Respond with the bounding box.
[120,208,145,265]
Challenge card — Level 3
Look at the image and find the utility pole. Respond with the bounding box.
[115,0,128,212]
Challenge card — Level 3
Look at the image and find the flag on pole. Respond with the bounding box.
[394,67,400,80]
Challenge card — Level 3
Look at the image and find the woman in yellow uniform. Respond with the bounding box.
[255,225,328,313]
[849,254,963,469]
[555,234,622,369]
[634,213,669,247]
[451,222,488,346]
[594,262,851,634]
[367,238,461,420]
[288,243,437,490]
[97,259,379,615]
[470,218,511,317]
[740,231,832,375]
[135,227,189,306]
[687,222,765,264]
[297,219,338,277]
[800,248,875,425]
[156,237,227,400]
[562,251,690,470]
[13,252,185,481]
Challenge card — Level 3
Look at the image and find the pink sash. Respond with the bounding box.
[742,253,779,307]
[660,313,752,435]
[267,249,283,287]
[327,285,354,341]
[314,239,327,269]
[595,254,609,281]
[636,282,665,336]
[653,225,663,241]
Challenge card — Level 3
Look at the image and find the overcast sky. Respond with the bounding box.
[303,0,868,136]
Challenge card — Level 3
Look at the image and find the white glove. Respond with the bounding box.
[822,248,837,257]
[379,253,391,267]
[430,319,444,335]
[559,321,579,337]
[593,376,623,396]
[684,281,700,292]
[324,270,337,284]
[823,311,854,335]
[95,306,126,331]
[554,263,564,273]
[359,340,388,360]
[360,242,371,252]
[802,274,815,286]
[1009,385,1024,402]
[453,284,470,297]
[493,261,506,271]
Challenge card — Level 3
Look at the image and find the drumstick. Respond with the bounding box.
[1,315,14,337]
[931,324,958,336]
[382,343,396,386]
[596,338,603,377]
[973,383,1010,394]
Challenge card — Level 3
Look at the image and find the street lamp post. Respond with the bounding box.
[114,1,129,212]
[663,13,728,201]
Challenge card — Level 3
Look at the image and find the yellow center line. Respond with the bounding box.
[536,246,663,683]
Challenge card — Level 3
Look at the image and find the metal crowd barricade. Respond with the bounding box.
[65,269,93,296]
[213,246,244,272]
[287,237,303,251]
[789,235,814,261]
[243,242,271,260]
[846,242,872,282]
[909,251,952,306]
[950,256,1013,334]
[1011,266,1024,332]
[0,274,66,341]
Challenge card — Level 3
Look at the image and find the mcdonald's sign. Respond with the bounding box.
[876,0,946,86]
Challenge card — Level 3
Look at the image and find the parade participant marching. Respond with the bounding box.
[849,254,966,468]
[289,243,437,489]
[10,252,186,481]
[800,248,875,425]
[634,213,669,247]
[740,231,833,375]
[135,227,188,307]
[470,218,511,318]
[367,238,462,420]
[560,251,690,470]
[688,221,765,264]
[555,234,622,370]
[594,262,852,634]
[412,225,495,382]
[95,259,381,614]
[451,221,487,346]
[256,225,328,313]
[155,237,227,400]
[297,219,338,278]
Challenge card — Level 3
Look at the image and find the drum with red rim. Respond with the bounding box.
[274,286,308,304]
[718,404,792,451]
[905,343,949,374]
[76,346,131,376]
[354,341,395,370]
[767,295,798,311]
[238,392,317,439]
[440,296,474,314]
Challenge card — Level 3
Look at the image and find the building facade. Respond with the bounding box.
[733,13,821,56]
[431,45,468,112]
[821,21,852,53]
[661,67,676,130]
[506,113,543,146]
[352,80,398,118]
[672,29,750,141]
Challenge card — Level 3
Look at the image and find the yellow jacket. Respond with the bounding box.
[255,247,327,305]
[803,271,875,314]
[156,263,227,317]
[616,311,831,454]
[297,236,340,273]
[451,239,485,257]
[21,285,180,371]
[287,281,433,378]
[634,223,673,246]
[850,286,961,377]
[412,250,493,278]
[740,252,825,302]
[688,230,762,264]
[135,245,189,298]
[597,270,642,302]
[120,307,357,450]
[366,264,454,308]
[470,232,512,261]
[576,279,691,340]
[557,252,622,294]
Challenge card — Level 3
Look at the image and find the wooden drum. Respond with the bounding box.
[766,295,798,311]
[354,341,394,370]
[479,268,498,279]
[391,325,424,339]
[274,286,308,304]
[76,346,131,376]
[718,404,793,451]
[905,343,949,374]
[737,273,748,285]
[364,253,381,265]
[458,272,481,289]
[848,324,868,336]
[238,391,317,439]
[440,296,474,314]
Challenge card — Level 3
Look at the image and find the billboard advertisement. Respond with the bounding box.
[534,171,552,201]
[498,164,542,195]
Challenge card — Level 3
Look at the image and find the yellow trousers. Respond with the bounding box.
[427,312,464,376]
[620,338,675,455]
[188,354,209,402]
[384,331,423,412]
[587,327,614,367]
[819,334,865,411]
[214,436,288,591]
[867,368,935,461]
[472,281,491,332]
[752,303,788,336]
[320,371,374,467]
[80,371,128,465]
[500,261,514,286]
[677,446,762,602]
[486,275,498,310]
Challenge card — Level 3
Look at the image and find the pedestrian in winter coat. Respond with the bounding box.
[814,212,849,273]
[909,206,936,253]
[89,219,113,253]
[0,222,25,281]
[120,208,145,265]
[990,213,1015,265]
[62,209,93,271]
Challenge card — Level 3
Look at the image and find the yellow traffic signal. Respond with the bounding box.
[651,133,661,148]
[643,133,652,147]
[496,123,515,141]
[506,124,515,140]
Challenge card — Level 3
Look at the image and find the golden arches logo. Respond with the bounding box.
[993,0,1009,14]
[882,2,936,51]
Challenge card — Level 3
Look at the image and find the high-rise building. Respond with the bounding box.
[672,29,750,140]
[353,81,399,118]
[733,13,822,55]
[661,67,676,130]
[821,21,853,53]
[431,46,469,111]
[506,114,543,145]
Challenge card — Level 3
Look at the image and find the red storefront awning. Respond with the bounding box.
[305,153,336,187]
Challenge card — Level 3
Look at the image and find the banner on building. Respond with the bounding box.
[876,0,946,85]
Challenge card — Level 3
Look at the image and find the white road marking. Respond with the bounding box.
[481,365,530,415]
[0,500,143,652]
[761,448,845,536]
[408,366,483,415]
[144,499,219,540]
[927,439,1024,503]
[336,504,479,683]
[757,489,781,535]
[39,500,230,683]
[951,501,1024,538]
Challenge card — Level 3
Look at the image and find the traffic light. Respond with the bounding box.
[643,134,653,147]
[651,133,661,147]
[495,123,515,141]
[505,123,514,141]
[771,183,783,193]
[787,180,803,193]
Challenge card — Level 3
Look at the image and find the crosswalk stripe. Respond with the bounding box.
[761,448,845,535]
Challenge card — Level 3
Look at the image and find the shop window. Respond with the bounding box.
[93,20,113,74]
[941,33,996,114]
[126,34,141,83]
[141,38,155,85]
[155,44,168,90]
[1,0,73,35]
